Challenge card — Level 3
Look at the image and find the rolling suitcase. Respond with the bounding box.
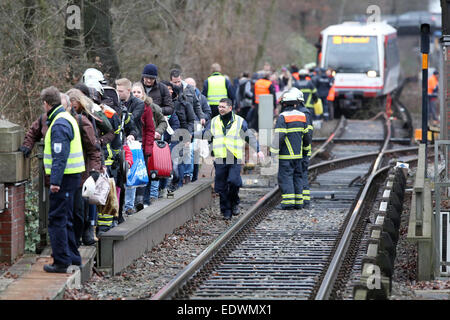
[148,140,173,180]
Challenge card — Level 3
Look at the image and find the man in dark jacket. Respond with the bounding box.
[185,77,211,126]
[141,63,174,116]
[169,69,205,126]
[116,78,145,141]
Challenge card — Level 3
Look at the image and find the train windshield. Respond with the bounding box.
[324,35,379,74]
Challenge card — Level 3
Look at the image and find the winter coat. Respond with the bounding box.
[174,95,195,135]
[141,103,155,156]
[182,82,204,121]
[22,113,48,151]
[147,102,167,136]
[73,111,103,185]
[141,79,174,116]
[122,94,145,141]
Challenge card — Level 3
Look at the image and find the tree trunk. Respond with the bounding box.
[64,0,82,60]
[253,0,276,72]
[23,0,36,83]
[83,0,120,80]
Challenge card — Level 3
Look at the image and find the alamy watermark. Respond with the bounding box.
[365,263,382,290]
[366,5,381,24]
[66,4,81,30]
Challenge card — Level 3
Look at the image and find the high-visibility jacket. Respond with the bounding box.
[294,79,318,109]
[428,74,438,96]
[102,105,133,166]
[211,112,245,160]
[327,84,336,101]
[299,105,314,157]
[254,78,272,104]
[270,108,311,160]
[44,109,85,175]
[207,72,228,106]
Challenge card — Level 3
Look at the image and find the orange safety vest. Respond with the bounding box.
[292,72,299,81]
[254,78,272,104]
[428,74,438,95]
[327,84,336,101]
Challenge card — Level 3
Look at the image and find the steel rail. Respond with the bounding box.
[152,117,420,300]
[310,115,346,159]
[314,117,392,300]
[151,186,280,300]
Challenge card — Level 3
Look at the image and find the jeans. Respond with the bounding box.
[124,186,136,211]
[150,180,159,198]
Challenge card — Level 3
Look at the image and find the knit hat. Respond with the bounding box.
[142,64,158,79]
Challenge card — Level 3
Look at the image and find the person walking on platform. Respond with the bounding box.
[202,63,235,119]
[270,88,312,210]
[41,86,85,273]
[201,98,264,220]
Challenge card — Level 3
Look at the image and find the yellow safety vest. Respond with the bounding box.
[211,113,245,160]
[207,73,228,106]
[44,108,85,175]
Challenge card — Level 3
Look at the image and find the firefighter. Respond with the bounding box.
[293,69,319,119]
[290,87,314,208]
[270,88,312,210]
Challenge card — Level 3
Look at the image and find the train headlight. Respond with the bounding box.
[367,70,377,78]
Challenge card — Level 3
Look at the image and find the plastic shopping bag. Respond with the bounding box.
[88,172,110,205]
[126,141,149,187]
[193,123,210,159]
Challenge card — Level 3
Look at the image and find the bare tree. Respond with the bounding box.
[83,0,120,80]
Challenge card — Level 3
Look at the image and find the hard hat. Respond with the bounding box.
[304,62,316,71]
[289,87,304,102]
[281,90,299,104]
[82,68,105,94]
[82,176,96,199]
[298,69,309,76]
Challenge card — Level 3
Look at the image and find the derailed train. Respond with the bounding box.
[318,21,400,116]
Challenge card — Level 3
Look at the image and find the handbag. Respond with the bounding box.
[88,172,110,205]
[97,178,119,218]
[126,141,149,187]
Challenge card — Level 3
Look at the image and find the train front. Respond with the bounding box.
[320,22,399,117]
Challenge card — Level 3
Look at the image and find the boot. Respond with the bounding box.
[82,225,96,246]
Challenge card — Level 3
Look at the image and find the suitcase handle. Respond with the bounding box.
[155,140,167,149]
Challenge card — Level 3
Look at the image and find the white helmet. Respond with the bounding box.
[289,87,304,103]
[82,176,96,199]
[281,89,300,104]
[298,69,309,76]
[82,68,105,94]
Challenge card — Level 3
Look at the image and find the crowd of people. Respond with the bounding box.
[20,60,335,273]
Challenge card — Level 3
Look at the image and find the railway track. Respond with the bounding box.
[152,114,420,300]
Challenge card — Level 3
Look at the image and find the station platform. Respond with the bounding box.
[0,246,96,300]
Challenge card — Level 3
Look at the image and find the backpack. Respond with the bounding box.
[101,86,122,116]
[93,110,113,134]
